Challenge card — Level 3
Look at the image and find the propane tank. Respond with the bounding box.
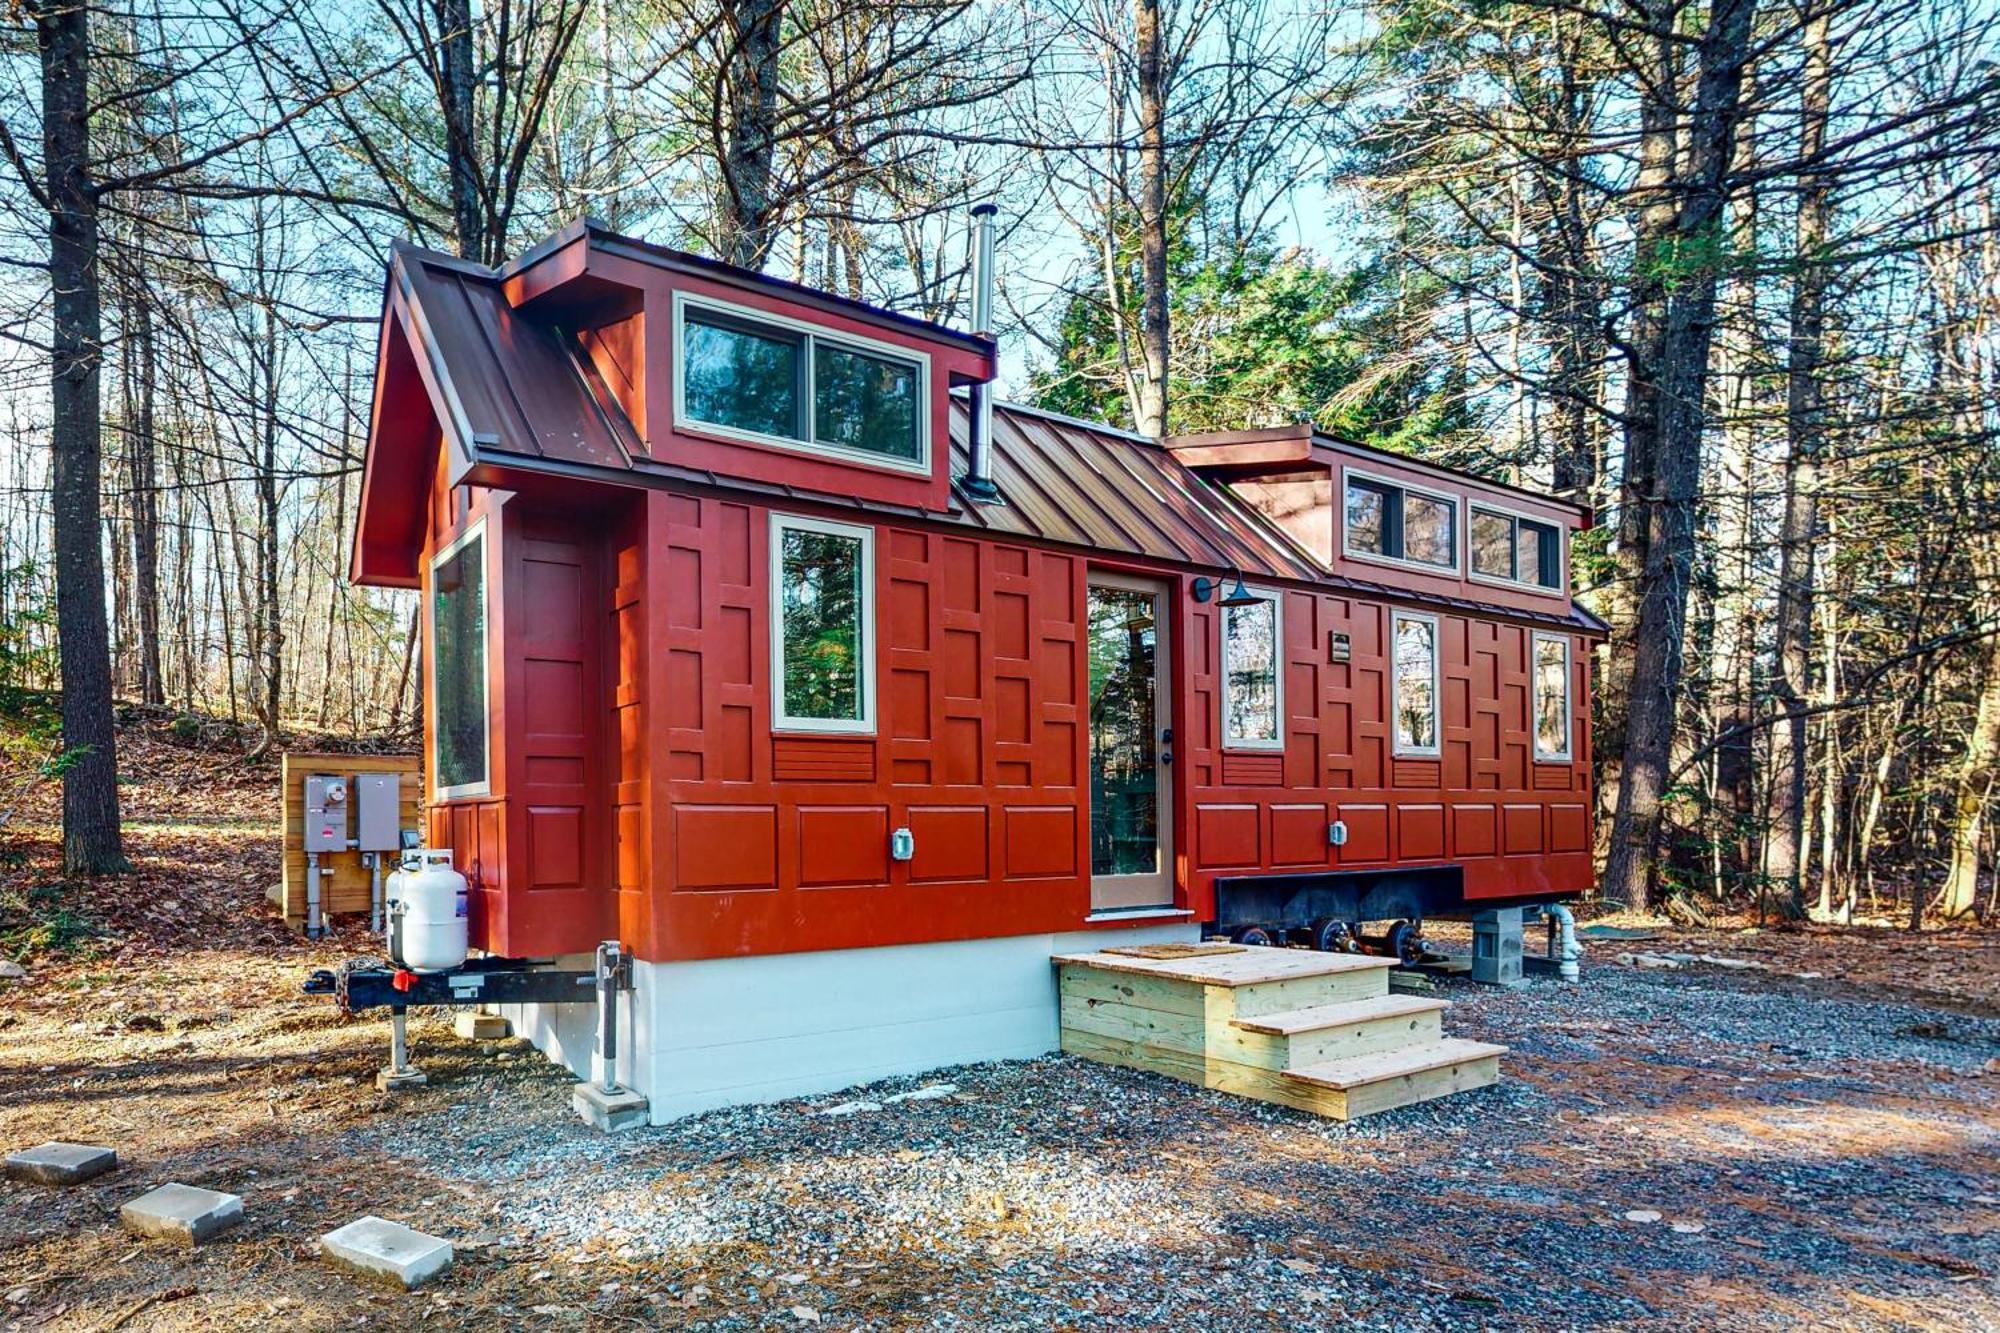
[387,849,468,972]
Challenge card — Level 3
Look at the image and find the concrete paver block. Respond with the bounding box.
[572,1082,650,1132]
[4,1142,117,1185]
[120,1182,244,1245]
[376,1067,428,1091]
[453,1012,509,1040]
[321,1215,454,1290]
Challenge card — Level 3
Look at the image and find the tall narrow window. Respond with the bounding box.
[1392,611,1440,756]
[1533,633,1572,761]
[431,522,489,797]
[771,514,875,732]
[1221,591,1283,749]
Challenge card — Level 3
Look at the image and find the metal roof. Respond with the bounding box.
[387,241,1609,638]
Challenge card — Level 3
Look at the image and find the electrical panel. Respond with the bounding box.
[355,772,402,851]
[304,775,350,852]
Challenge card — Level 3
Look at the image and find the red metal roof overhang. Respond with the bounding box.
[352,239,1607,640]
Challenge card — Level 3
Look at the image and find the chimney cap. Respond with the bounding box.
[971,202,998,218]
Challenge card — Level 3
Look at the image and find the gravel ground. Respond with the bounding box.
[7,724,1996,1329]
[333,959,2000,1332]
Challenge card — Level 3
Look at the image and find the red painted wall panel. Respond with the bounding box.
[421,443,1594,964]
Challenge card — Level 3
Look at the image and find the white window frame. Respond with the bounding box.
[1390,609,1443,758]
[429,517,492,800]
[1340,465,1462,576]
[1531,631,1574,763]
[1219,586,1286,752]
[769,511,878,735]
[673,290,932,477]
[1466,498,1566,599]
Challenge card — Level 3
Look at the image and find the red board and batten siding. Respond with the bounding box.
[1180,587,1593,920]
[639,488,1095,961]
[425,476,1592,963]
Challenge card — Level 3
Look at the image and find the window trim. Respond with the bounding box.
[1466,498,1566,599]
[1340,465,1462,576]
[1390,608,1444,759]
[1219,585,1286,752]
[429,517,492,801]
[1531,631,1574,763]
[769,511,878,735]
[673,291,931,477]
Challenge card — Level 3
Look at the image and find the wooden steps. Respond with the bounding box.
[1055,945,1504,1121]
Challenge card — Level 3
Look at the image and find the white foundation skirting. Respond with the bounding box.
[500,923,1198,1123]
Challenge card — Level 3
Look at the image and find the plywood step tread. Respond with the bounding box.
[1053,946,1396,988]
[1230,993,1449,1036]
[1284,1038,1507,1091]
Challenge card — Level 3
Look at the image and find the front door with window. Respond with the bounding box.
[1086,574,1174,911]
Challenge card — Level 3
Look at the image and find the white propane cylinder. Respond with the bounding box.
[389,849,469,972]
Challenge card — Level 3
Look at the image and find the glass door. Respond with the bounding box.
[1086,574,1174,910]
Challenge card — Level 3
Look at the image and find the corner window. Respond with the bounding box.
[431,521,489,798]
[1471,505,1563,591]
[677,293,928,472]
[1221,590,1283,750]
[1343,471,1457,572]
[1391,610,1441,756]
[1533,633,1572,761]
[771,514,876,732]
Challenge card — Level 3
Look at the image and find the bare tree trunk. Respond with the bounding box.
[1767,6,1831,916]
[1602,0,1758,911]
[132,293,163,706]
[719,0,784,269]
[36,0,129,875]
[1598,5,1682,847]
[1130,0,1169,436]
[438,0,485,262]
[1941,549,2000,917]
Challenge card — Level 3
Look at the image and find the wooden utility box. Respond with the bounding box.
[275,752,422,928]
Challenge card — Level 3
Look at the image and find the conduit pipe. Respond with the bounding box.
[1538,903,1582,981]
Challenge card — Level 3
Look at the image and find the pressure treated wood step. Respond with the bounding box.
[1055,946,1504,1120]
[1051,947,1395,988]
[1228,993,1449,1064]
[1282,1038,1507,1119]
[1229,993,1448,1036]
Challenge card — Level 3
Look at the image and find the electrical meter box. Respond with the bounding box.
[303,775,350,852]
[354,772,402,851]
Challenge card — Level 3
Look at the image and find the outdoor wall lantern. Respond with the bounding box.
[1192,569,1262,607]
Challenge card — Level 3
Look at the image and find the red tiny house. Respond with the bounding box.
[353,219,1606,1119]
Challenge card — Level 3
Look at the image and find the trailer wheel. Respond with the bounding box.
[1386,919,1425,966]
[1309,917,1356,953]
[1229,924,1278,948]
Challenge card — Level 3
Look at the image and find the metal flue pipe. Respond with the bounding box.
[962,203,1002,504]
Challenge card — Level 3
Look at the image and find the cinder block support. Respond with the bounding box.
[1470,908,1526,987]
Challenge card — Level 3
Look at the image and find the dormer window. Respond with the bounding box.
[1470,505,1563,591]
[674,292,928,473]
[1343,469,1457,572]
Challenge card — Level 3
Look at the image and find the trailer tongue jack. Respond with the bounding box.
[303,942,645,1127]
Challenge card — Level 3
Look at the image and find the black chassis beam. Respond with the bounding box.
[304,955,599,1012]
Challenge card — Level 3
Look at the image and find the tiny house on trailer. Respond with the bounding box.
[349,214,1606,1124]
